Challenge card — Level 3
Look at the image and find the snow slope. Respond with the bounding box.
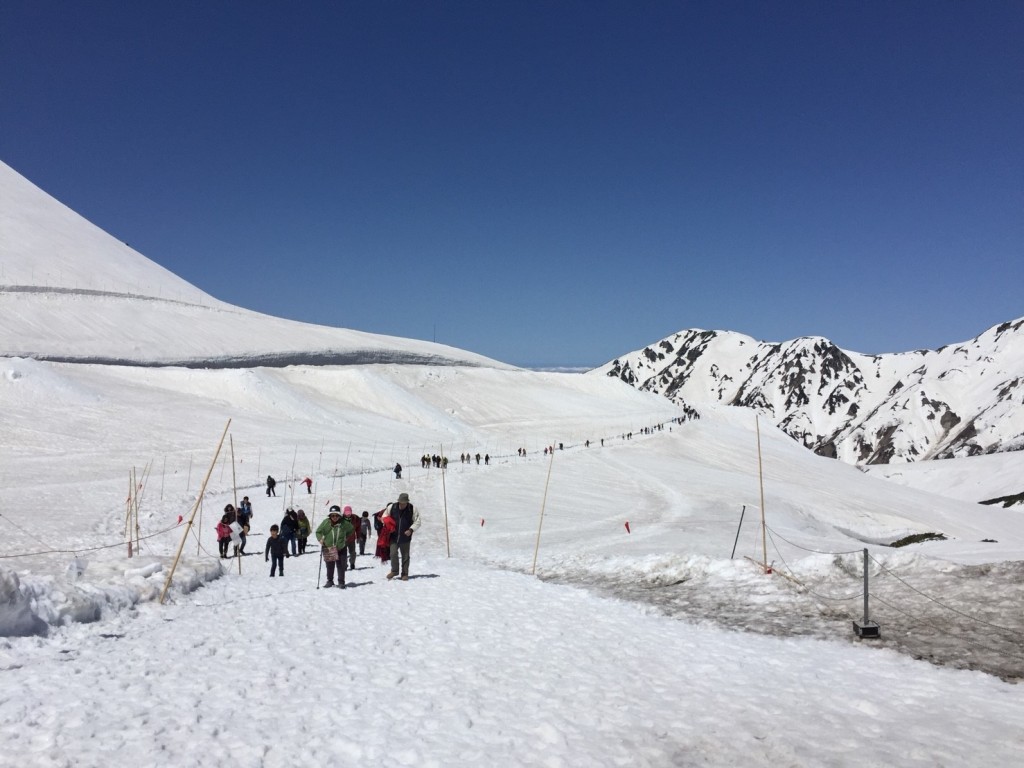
[1,159,1022,766]
[0,160,506,368]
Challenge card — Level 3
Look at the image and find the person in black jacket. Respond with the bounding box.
[265,525,288,577]
[280,508,299,557]
[385,492,421,581]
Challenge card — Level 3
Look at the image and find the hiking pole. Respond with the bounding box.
[316,548,324,590]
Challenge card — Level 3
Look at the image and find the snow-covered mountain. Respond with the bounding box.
[595,322,1024,465]
[0,161,506,369]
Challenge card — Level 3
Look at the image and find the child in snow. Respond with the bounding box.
[265,524,288,577]
[216,514,232,559]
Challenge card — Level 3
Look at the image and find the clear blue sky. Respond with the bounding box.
[2,1,1021,368]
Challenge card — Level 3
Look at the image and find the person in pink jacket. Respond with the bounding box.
[215,514,232,559]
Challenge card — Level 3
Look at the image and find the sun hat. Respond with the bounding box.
[398,493,410,502]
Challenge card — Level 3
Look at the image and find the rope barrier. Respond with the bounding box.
[870,594,1024,664]
[764,523,863,556]
[0,518,183,560]
[0,511,53,552]
[765,527,865,603]
[868,554,1024,639]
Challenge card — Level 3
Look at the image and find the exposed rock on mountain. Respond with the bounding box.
[595,321,1024,465]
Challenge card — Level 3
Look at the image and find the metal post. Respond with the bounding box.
[862,548,870,625]
[730,505,747,559]
[853,547,880,638]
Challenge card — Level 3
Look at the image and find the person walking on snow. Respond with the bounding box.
[280,508,299,557]
[358,511,371,555]
[302,477,312,494]
[216,515,232,559]
[265,524,288,577]
[296,510,311,554]
[316,506,354,589]
[342,506,358,570]
[393,463,402,479]
[238,496,253,533]
[384,492,420,581]
[266,475,276,497]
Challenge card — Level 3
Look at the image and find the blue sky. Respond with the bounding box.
[2,1,1021,368]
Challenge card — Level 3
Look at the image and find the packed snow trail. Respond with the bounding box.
[1,551,1022,768]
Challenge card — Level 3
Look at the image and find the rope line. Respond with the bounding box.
[0,519,183,560]
[870,594,1024,664]
[0,511,54,551]
[766,527,865,603]
[764,523,862,556]
[869,554,1024,639]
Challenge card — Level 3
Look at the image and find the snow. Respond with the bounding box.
[1,159,1023,766]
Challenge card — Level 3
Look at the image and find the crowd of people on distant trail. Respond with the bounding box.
[217,413,693,586]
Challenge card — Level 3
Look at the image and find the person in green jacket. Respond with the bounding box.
[296,510,311,555]
[316,505,354,589]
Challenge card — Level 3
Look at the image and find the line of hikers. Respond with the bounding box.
[313,493,420,588]
[218,493,421,586]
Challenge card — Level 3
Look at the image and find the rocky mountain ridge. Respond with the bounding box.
[595,320,1024,465]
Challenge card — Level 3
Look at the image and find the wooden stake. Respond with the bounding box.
[531,444,556,575]
[196,497,203,556]
[230,435,238,511]
[160,419,231,604]
[230,436,243,575]
[287,444,298,510]
[756,416,769,574]
[440,444,451,558]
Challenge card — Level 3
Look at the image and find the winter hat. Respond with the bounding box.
[329,505,341,513]
[343,505,353,516]
[398,493,410,503]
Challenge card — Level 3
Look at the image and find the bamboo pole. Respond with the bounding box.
[530,444,556,576]
[160,419,232,604]
[186,453,193,492]
[287,444,297,510]
[196,496,203,556]
[124,470,133,540]
[231,434,241,575]
[230,435,238,510]
[756,416,768,574]
[440,444,451,558]
[128,461,149,557]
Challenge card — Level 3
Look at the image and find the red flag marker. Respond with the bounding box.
[624,521,631,534]
[177,515,183,524]
[481,519,485,527]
